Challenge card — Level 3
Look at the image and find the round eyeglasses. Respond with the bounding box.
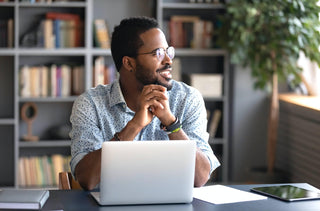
[137,46,175,61]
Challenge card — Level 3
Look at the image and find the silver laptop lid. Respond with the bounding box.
[99,140,196,205]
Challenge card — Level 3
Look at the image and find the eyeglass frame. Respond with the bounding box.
[136,46,175,61]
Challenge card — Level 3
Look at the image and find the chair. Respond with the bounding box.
[59,172,82,190]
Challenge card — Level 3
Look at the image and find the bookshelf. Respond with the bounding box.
[0,0,155,188]
[0,0,229,188]
[157,0,229,183]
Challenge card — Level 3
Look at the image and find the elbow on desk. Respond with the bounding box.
[76,174,99,191]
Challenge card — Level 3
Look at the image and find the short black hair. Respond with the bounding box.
[111,16,159,71]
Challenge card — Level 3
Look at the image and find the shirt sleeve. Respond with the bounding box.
[179,87,221,174]
[69,93,105,177]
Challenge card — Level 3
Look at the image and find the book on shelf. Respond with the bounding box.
[44,19,54,48]
[60,64,71,97]
[50,64,57,97]
[93,56,105,87]
[7,18,13,48]
[93,19,110,49]
[72,65,84,95]
[0,189,49,210]
[40,66,49,97]
[0,19,13,48]
[208,109,222,138]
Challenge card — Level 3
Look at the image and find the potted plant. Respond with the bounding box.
[218,0,320,175]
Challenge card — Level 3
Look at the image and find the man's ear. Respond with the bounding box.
[122,56,136,72]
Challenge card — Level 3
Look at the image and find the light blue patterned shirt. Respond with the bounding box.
[70,79,220,176]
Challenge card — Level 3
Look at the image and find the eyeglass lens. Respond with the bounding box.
[157,47,175,61]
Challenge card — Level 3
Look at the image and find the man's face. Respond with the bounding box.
[134,28,173,90]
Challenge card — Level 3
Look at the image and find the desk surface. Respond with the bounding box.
[41,183,320,211]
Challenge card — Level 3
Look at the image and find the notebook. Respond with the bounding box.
[90,140,196,205]
[0,189,49,210]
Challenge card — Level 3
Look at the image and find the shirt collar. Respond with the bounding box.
[109,79,126,108]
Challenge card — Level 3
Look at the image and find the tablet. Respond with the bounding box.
[251,185,320,202]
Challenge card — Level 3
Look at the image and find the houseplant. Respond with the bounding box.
[218,0,320,174]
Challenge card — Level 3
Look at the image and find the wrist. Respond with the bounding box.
[127,119,144,132]
[160,114,176,127]
[112,120,143,141]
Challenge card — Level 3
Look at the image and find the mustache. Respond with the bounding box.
[156,64,171,72]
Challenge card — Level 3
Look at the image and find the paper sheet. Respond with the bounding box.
[193,185,267,204]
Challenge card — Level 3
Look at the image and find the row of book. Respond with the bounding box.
[19,64,84,98]
[21,12,84,48]
[93,56,117,87]
[166,15,214,49]
[18,154,71,187]
[0,19,13,48]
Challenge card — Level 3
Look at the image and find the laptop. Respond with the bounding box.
[90,140,196,205]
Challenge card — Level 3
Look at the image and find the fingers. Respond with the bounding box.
[142,84,167,96]
[142,85,168,103]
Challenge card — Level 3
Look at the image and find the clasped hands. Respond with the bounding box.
[132,84,176,129]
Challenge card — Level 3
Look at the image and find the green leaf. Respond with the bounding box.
[217,0,320,91]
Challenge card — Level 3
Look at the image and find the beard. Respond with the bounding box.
[135,63,173,91]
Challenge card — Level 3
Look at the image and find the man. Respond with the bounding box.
[70,16,220,190]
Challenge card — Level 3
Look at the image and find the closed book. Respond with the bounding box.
[93,56,105,87]
[61,64,71,97]
[19,65,31,97]
[208,109,222,138]
[50,64,57,97]
[184,74,223,98]
[94,19,110,49]
[44,19,54,48]
[0,189,49,210]
[7,18,13,48]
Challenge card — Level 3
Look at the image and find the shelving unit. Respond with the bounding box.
[0,0,229,188]
[157,0,229,183]
[0,0,155,189]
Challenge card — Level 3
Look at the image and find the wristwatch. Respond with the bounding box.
[160,116,182,134]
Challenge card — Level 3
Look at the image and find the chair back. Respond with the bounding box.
[59,172,82,190]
